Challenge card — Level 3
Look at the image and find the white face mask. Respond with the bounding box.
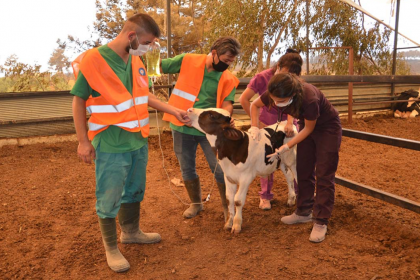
[129,34,150,56]
[276,96,294,108]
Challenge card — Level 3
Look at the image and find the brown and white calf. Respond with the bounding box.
[187,108,297,233]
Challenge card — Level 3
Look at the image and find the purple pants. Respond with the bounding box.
[259,175,298,200]
[295,119,342,225]
[259,174,274,200]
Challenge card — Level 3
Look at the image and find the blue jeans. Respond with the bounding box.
[172,130,225,183]
[95,144,148,219]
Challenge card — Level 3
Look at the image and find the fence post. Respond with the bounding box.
[348,47,354,123]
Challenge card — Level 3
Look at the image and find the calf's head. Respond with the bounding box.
[187,108,243,140]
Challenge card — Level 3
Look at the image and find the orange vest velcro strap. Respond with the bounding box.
[78,48,150,140]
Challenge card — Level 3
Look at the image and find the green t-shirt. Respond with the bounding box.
[161,53,236,136]
[70,44,149,153]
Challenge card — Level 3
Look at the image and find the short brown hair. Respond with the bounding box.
[125,13,161,38]
[210,36,241,56]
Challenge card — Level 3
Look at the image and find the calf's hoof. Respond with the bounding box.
[224,219,233,230]
[231,224,242,234]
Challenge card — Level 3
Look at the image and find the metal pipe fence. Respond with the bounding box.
[337,130,420,214]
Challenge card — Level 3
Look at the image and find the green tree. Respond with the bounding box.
[202,0,304,75]
[0,55,72,92]
[68,0,207,56]
[310,0,411,75]
[0,55,50,92]
[48,40,71,73]
[63,0,410,78]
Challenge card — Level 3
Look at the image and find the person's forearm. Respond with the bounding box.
[72,96,90,144]
[250,103,260,127]
[147,93,176,115]
[222,102,234,115]
[287,114,294,124]
[286,126,314,148]
[159,59,164,74]
[240,99,251,117]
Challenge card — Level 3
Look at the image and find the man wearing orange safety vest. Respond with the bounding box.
[162,37,241,220]
[71,14,190,273]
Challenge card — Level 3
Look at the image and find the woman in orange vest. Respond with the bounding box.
[162,37,241,221]
[71,14,190,273]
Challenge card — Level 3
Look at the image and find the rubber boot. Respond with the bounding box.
[183,177,203,218]
[118,202,161,244]
[98,218,130,273]
[216,182,229,222]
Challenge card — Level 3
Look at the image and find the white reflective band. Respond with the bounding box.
[139,117,149,127]
[86,96,148,114]
[88,122,107,131]
[89,117,149,131]
[115,120,140,129]
[172,88,197,102]
[134,96,148,106]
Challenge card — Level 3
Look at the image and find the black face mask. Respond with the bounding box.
[212,53,230,72]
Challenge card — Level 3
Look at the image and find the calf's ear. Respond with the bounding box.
[223,127,243,141]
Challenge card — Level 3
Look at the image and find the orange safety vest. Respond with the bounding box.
[162,54,239,126]
[72,48,150,140]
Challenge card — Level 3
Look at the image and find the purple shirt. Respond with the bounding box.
[248,69,285,125]
[260,83,339,128]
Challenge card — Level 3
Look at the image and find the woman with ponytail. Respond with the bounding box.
[239,49,300,210]
[249,50,342,243]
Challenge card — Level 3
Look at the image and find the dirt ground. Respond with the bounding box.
[1,114,420,280]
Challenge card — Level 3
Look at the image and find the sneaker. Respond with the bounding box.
[259,198,271,210]
[281,212,312,225]
[309,223,327,243]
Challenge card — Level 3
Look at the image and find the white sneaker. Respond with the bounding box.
[281,212,312,225]
[309,223,327,243]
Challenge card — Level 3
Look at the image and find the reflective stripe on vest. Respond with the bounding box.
[171,88,197,103]
[89,117,149,131]
[86,96,149,114]
[75,48,150,139]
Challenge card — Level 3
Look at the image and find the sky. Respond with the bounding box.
[0,0,419,73]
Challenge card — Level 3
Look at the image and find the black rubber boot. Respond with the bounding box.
[98,217,130,273]
[183,177,203,218]
[118,202,161,244]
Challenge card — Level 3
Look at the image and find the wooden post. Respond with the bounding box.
[348,47,354,123]
[166,0,172,96]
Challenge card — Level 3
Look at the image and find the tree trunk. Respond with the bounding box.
[257,2,266,72]
[265,0,298,69]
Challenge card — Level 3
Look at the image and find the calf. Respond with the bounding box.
[394,89,420,118]
[187,108,298,234]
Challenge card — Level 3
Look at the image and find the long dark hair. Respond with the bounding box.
[267,73,304,118]
[271,49,303,76]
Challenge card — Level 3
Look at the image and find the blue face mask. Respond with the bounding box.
[276,96,294,108]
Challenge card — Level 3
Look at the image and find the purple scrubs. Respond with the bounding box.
[261,83,342,224]
[247,68,287,200]
[248,69,284,125]
[248,69,289,200]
